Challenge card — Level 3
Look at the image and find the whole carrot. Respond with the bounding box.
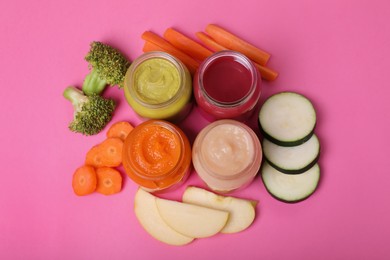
[164,28,213,61]
[141,31,200,74]
[142,40,199,74]
[195,32,228,52]
[196,31,278,81]
[205,24,271,66]
[253,62,279,81]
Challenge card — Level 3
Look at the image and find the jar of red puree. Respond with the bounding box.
[122,120,192,193]
[192,119,262,193]
[193,50,262,121]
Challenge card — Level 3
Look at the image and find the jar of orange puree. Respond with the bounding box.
[124,51,193,122]
[192,119,262,193]
[122,120,192,193]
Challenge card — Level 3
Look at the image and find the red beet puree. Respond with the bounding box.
[194,50,262,121]
[203,56,252,103]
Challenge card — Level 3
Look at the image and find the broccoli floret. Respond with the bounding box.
[63,86,116,135]
[84,41,130,91]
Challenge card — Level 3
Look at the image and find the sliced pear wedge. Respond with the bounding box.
[155,197,229,238]
[182,186,257,234]
[134,188,194,246]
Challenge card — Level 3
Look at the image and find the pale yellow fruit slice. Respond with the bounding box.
[182,186,257,233]
[155,197,229,238]
[134,188,194,246]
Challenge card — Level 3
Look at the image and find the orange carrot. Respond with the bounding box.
[195,32,228,52]
[205,24,270,66]
[197,31,278,81]
[253,62,279,81]
[72,165,97,196]
[96,167,122,195]
[141,31,200,74]
[85,138,123,168]
[163,28,213,61]
[142,41,199,75]
[107,121,134,141]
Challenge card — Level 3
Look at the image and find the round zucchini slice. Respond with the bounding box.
[259,92,317,146]
[261,161,320,203]
[262,134,320,174]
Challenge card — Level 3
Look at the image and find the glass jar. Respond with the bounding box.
[192,119,262,193]
[124,51,193,122]
[193,50,262,122]
[122,120,192,193]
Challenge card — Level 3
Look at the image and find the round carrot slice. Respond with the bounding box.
[85,138,124,168]
[96,167,122,195]
[72,165,97,196]
[106,121,134,141]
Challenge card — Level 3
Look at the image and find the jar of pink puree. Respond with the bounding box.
[193,51,262,122]
[192,119,262,193]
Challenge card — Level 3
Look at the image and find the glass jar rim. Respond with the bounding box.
[124,120,186,181]
[125,51,188,109]
[195,119,261,180]
[197,50,259,108]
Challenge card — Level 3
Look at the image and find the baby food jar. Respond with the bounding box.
[124,51,193,122]
[193,50,262,122]
[192,119,262,193]
[122,120,192,193]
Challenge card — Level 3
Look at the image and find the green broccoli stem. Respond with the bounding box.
[63,86,88,113]
[82,69,107,96]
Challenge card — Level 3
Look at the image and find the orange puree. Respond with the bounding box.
[123,120,191,192]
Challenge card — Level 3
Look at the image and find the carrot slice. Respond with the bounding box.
[141,31,200,74]
[85,138,123,168]
[205,24,270,66]
[164,28,213,61]
[107,121,134,141]
[85,145,102,167]
[72,165,97,196]
[195,32,228,52]
[96,167,122,195]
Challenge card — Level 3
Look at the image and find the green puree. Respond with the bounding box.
[134,58,180,104]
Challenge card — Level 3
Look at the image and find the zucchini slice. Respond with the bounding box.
[259,92,317,146]
[262,134,320,174]
[261,161,320,203]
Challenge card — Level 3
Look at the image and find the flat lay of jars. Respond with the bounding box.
[123,50,264,193]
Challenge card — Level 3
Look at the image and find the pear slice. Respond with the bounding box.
[182,186,257,234]
[155,197,229,238]
[134,188,194,246]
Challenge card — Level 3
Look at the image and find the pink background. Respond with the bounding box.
[1,0,390,259]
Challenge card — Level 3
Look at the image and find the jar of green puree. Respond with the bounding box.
[124,51,193,122]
